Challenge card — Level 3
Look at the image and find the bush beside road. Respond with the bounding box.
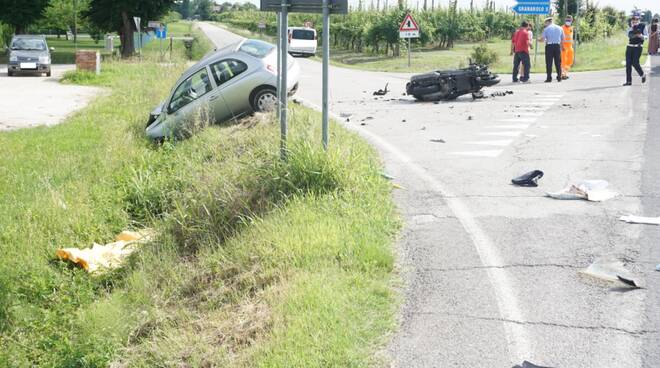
[0,21,398,366]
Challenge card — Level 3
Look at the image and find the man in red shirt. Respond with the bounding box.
[511,21,531,83]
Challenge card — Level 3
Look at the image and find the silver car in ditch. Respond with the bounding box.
[8,35,53,77]
[146,39,300,140]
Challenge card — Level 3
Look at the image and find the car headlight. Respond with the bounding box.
[9,55,17,62]
[39,56,51,64]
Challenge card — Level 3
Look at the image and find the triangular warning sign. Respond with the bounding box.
[399,14,419,32]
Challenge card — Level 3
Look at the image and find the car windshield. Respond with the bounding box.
[291,29,315,40]
[238,40,274,58]
[11,38,46,51]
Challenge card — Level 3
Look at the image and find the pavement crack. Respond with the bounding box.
[421,263,582,272]
[417,311,659,336]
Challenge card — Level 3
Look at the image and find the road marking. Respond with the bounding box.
[292,93,533,367]
[491,124,530,129]
[497,118,536,123]
[480,131,522,137]
[465,140,513,146]
[449,150,503,157]
[517,102,555,106]
[514,112,544,116]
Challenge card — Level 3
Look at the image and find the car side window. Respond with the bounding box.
[168,68,213,113]
[210,59,247,87]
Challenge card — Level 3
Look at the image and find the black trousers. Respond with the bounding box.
[626,46,644,83]
[545,44,562,80]
[513,52,530,82]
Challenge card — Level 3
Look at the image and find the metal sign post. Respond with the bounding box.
[322,0,330,149]
[399,13,420,68]
[279,2,288,160]
[260,0,347,157]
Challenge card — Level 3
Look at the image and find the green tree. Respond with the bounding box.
[87,0,174,57]
[0,0,50,34]
[555,0,579,19]
[193,0,212,20]
[176,0,193,19]
[41,0,90,41]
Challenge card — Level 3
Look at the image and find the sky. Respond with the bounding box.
[239,0,658,14]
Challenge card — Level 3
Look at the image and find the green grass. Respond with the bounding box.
[0,35,107,64]
[0,21,399,367]
[213,21,646,74]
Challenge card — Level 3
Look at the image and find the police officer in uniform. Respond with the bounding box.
[624,14,648,86]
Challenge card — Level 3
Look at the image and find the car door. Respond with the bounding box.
[208,58,249,122]
[164,66,217,136]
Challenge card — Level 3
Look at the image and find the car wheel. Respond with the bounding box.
[46,71,51,77]
[252,88,278,112]
[7,71,12,77]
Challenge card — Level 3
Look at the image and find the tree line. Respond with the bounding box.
[215,1,639,57]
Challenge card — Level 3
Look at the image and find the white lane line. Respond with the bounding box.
[497,118,537,123]
[480,131,522,137]
[533,94,563,98]
[449,150,503,157]
[491,124,530,129]
[296,96,532,364]
[514,112,544,116]
[512,107,549,111]
[465,140,513,147]
[517,102,555,106]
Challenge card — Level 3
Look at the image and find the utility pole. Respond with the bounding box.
[73,0,78,50]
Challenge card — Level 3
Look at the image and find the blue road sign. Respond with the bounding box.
[156,26,167,39]
[515,0,549,3]
[513,3,551,14]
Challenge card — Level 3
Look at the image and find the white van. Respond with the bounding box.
[287,27,317,57]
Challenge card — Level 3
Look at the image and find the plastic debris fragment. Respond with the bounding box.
[619,215,660,225]
[546,180,617,202]
[511,170,544,187]
[56,230,154,274]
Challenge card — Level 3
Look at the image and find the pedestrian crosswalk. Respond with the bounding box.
[448,92,564,158]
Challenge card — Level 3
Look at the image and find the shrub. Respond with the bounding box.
[470,43,498,65]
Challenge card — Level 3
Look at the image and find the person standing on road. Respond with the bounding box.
[624,14,648,86]
[511,21,532,83]
[561,15,575,80]
[649,19,659,55]
[539,17,563,83]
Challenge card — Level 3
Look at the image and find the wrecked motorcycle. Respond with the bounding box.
[406,64,501,101]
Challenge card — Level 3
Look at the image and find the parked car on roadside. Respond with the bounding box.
[145,39,300,140]
[287,27,317,57]
[7,35,53,77]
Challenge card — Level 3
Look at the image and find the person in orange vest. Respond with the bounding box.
[561,15,575,80]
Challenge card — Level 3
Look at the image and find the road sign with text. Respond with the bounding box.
[512,2,551,15]
[399,13,420,38]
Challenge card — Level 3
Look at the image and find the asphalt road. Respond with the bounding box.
[0,64,100,131]
[198,22,659,368]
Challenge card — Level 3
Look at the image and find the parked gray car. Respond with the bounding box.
[145,39,300,140]
[8,35,53,77]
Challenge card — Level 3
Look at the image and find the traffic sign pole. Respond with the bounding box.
[408,38,411,67]
[322,0,329,150]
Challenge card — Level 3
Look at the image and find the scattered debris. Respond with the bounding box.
[361,116,374,122]
[617,275,641,289]
[360,122,367,126]
[392,183,405,190]
[56,230,154,274]
[472,91,485,99]
[402,119,407,123]
[545,180,618,202]
[373,83,389,96]
[619,215,660,225]
[561,103,572,108]
[381,172,395,180]
[421,126,426,130]
[430,139,446,143]
[511,170,544,187]
[340,112,352,118]
[512,361,554,368]
[491,90,514,97]
[580,259,642,288]
[468,116,474,120]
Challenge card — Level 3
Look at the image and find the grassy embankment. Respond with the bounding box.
[213,21,645,74]
[0,21,399,367]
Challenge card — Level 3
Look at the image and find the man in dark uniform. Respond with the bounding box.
[624,14,648,86]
